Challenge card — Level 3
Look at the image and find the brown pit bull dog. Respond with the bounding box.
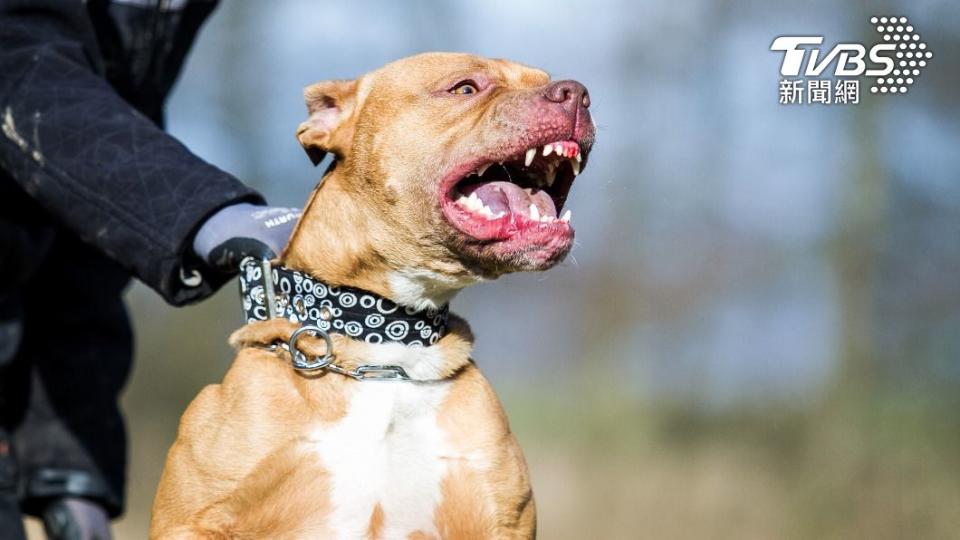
[150,52,594,539]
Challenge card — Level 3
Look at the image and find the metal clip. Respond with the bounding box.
[352,365,411,381]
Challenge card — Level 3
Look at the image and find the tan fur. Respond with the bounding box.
[149,53,587,538]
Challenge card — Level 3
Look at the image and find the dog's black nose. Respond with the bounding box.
[543,80,590,109]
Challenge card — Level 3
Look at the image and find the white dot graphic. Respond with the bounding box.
[863,16,930,98]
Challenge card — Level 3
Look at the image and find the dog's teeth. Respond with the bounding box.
[457,195,470,207]
[524,148,536,167]
[542,144,553,157]
[477,163,491,176]
[575,151,582,163]
[529,204,540,221]
[560,209,572,222]
[465,192,484,211]
[571,159,580,176]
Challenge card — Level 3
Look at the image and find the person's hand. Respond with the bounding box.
[193,203,301,272]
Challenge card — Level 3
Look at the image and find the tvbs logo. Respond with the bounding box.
[771,16,932,104]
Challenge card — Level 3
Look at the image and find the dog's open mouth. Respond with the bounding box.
[441,140,585,242]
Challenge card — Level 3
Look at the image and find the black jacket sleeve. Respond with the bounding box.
[0,1,264,306]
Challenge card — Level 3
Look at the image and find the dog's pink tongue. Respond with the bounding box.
[463,181,555,216]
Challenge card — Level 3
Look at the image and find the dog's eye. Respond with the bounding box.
[450,80,479,95]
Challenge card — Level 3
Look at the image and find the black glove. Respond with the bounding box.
[192,204,301,272]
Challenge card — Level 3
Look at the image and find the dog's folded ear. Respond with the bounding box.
[296,79,359,166]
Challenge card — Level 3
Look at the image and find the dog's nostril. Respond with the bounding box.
[544,80,589,109]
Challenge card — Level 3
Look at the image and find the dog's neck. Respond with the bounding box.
[282,169,474,311]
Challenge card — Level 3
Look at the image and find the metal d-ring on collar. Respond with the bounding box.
[287,325,411,381]
[287,325,334,370]
[251,258,413,381]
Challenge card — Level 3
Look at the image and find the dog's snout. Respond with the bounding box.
[543,80,590,109]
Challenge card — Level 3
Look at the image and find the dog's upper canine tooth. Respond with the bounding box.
[529,204,540,221]
[524,148,536,167]
[575,151,582,163]
[560,209,571,222]
[477,163,491,176]
[571,158,581,176]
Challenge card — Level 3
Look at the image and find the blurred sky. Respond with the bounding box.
[137,0,960,408]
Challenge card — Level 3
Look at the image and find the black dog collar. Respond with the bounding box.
[238,258,448,346]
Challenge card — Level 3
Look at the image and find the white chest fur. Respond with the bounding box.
[309,378,453,539]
